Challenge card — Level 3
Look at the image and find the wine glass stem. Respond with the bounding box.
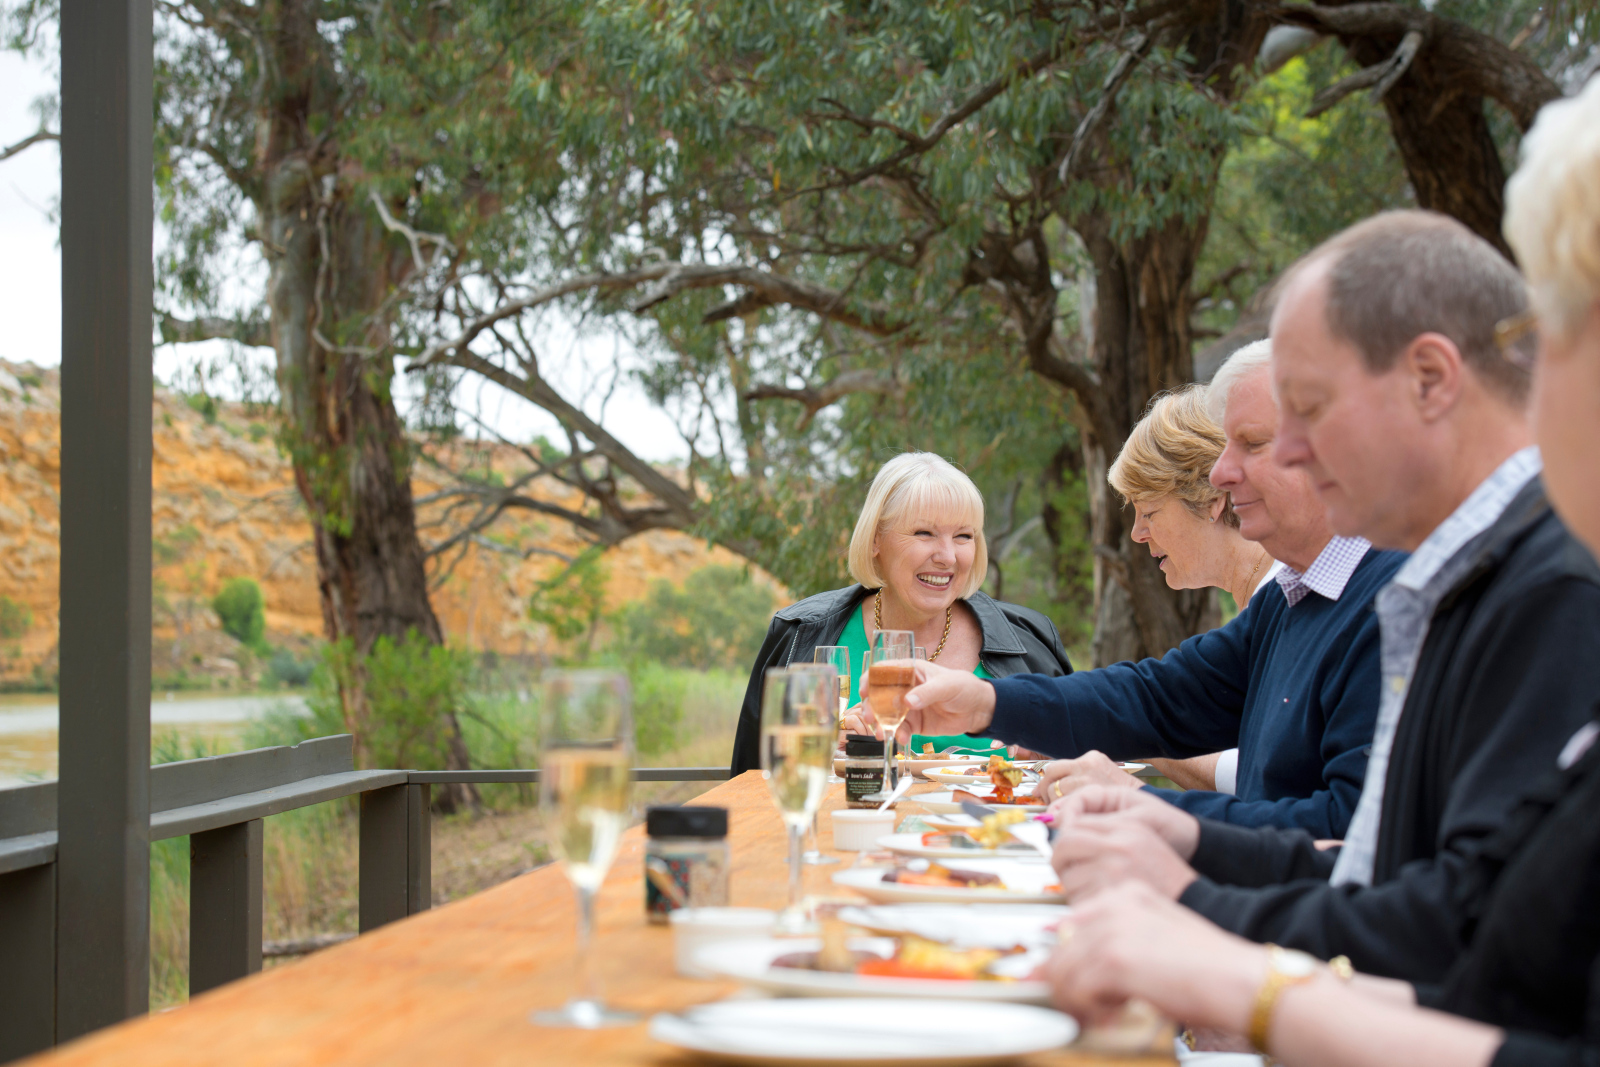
[576,884,599,1006]
[882,734,895,794]
[787,823,803,913]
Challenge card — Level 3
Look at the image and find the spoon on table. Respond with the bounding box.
[876,774,914,811]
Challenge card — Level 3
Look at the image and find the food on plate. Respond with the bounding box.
[883,862,1002,888]
[951,787,1037,808]
[774,935,1015,982]
[921,809,1030,851]
[983,754,1027,803]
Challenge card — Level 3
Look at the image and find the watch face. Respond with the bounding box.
[1272,948,1319,977]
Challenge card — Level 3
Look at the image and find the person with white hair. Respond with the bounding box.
[729,451,1073,775]
[1032,72,1600,1067]
[1014,337,1404,836]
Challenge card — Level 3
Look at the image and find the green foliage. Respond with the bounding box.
[266,647,315,688]
[614,565,777,672]
[527,549,608,647]
[0,596,31,640]
[211,578,266,650]
[309,631,471,771]
[184,393,218,425]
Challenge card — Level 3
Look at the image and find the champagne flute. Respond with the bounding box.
[532,670,637,1029]
[814,645,853,721]
[863,630,915,802]
[761,666,838,933]
[805,649,852,865]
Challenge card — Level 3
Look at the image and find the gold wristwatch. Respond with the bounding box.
[1249,945,1318,1054]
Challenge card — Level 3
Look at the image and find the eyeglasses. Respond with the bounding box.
[1494,309,1538,372]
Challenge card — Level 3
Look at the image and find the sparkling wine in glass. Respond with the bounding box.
[865,630,915,801]
[533,670,637,1029]
[761,666,838,932]
[815,645,853,720]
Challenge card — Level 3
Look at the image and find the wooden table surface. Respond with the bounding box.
[27,773,1175,1067]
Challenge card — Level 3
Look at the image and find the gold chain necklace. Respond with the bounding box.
[1241,551,1267,601]
[875,591,953,661]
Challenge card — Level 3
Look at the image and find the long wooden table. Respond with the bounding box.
[26,773,1174,1066]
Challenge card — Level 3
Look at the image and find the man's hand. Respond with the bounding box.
[1033,752,1142,802]
[869,661,998,742]
[1050,815,1200,903]
[1046,784,1201,860]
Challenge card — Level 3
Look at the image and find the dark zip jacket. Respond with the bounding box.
[1178,478,1600,985]
[730,584,1074,776]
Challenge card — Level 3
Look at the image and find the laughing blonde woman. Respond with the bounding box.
[730,452,1073,774]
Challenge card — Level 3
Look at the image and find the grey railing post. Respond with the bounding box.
[189,820,263,996]
[0,864,57,1060]
[358,786,410,932]
[56,0,156,1039]
[407,784,432,916]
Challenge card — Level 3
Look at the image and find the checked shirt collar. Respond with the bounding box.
[1275,535,1373,607]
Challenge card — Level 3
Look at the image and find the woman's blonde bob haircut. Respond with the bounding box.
[1505,74,1600,339]
[847,452,988,599]
[1108,383,1237,528]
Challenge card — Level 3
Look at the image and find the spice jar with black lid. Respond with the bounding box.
[841,734,886,808]
[644,805,730,923]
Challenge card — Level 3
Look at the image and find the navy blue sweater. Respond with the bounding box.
[986,548,1405,837]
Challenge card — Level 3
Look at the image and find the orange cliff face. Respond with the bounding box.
[0,362,783,687]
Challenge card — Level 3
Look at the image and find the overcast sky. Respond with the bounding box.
[0,48,692,463]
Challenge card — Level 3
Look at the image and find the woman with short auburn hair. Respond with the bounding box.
[730,452,1073,775]
[1036,381,1278,798]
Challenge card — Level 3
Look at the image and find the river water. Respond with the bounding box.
[0,692,310,786]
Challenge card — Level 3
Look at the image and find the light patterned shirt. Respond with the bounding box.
[1276,536,1372,607]
[1330,447,1544,887]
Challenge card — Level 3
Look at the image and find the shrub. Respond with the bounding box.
[308,630,471,770]
[267,647,315,688]
[0,596,31,640]
[614,565,776,672]
[212,578,266,649]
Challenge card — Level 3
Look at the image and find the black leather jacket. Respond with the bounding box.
[730,584,1075,775]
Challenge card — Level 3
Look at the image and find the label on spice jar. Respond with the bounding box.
[645,850,729,921]
[844,763,885,807]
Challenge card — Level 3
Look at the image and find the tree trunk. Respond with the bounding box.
[259,0,473,801]
[1342,37,1511,258]
[1072,214,1221,663]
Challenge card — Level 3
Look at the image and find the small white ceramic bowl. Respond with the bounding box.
[831,808,897,851]
[669,907,778,978]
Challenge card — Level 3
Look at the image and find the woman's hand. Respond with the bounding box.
[1033,752,1143,802]
[1043,881,1264,1032]
[841,703,877,736]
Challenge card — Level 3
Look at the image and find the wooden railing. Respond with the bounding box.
[0,736,730,1063]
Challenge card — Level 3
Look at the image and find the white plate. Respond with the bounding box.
[689,938,1054,1005]
[913,789,1047,815]
[922,767,1040,788]
[876,831,1046,861]
[649,997,1077,1065]
[837,904,1070,950]
[833,859,1064,904]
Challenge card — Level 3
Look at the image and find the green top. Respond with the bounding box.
[835,602,1000,757]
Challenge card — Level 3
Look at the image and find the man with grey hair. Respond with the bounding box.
[981,336,1404,835]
